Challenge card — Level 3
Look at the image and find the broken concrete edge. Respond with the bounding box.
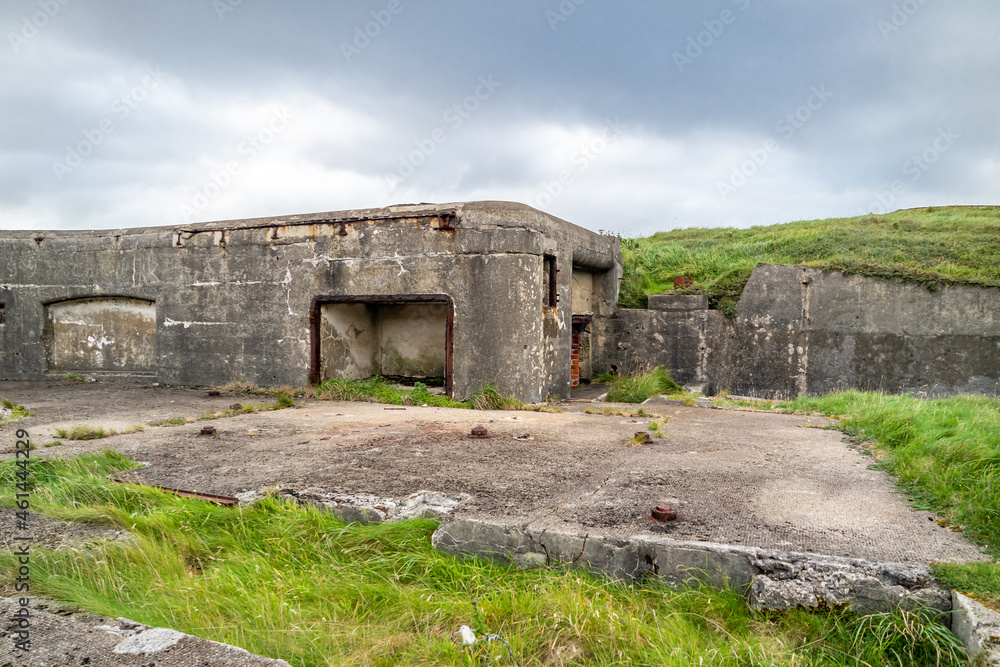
[0,597,292,666]
[951,592,1000,665]
[430,518,956,617]
[274,488,470,525]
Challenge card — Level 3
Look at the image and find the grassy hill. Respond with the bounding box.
[619,206,1000,314]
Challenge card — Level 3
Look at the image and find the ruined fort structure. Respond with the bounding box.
[0,202,620,402]
[2,201,997,399]
[616,264,1000,398]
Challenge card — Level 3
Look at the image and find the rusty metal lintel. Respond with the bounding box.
[178,214,459,237]
[110,477,239,506]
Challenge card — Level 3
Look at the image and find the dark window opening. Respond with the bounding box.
[543,255,558,308]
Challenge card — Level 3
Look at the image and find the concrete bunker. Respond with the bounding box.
[311,295,454,395]
[44,297,157,375]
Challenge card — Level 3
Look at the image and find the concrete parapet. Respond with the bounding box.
[647,294,709,311]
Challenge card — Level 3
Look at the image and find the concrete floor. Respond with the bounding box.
[0,381,988,565]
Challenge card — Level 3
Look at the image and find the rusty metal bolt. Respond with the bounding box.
[200,425,217,436]
[207,390,221,397]
[652,505,677,522]
[634,431,654,445]
[469,425,489,439]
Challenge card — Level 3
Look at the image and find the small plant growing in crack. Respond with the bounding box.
[53,425,143,441]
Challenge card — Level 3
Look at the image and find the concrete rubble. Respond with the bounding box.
[279,486,471,524]
[951,592,1000,665]
[432,518,953,616]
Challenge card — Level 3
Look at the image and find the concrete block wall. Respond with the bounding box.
[612,263,1000,399]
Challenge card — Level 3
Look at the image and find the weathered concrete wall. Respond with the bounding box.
[609,305,733,391]
[732,264,1000,398]
[378,303,447,378]
[611,263,1000,398]
[45,297,157,374]
[571,269,595,314]
[0,201,621,402]
[319,303,377,380]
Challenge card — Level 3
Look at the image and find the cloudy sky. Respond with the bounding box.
[1,1,997,235]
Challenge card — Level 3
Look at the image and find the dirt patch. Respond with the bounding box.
[0,506,129,555]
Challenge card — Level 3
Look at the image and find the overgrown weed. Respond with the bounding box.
[594,365,683,403]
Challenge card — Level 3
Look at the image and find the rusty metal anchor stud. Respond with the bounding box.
[652,505,677,522]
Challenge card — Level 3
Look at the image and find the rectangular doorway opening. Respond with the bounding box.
[310,295,453,396]
[571,315,592,389]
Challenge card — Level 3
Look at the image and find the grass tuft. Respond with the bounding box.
[595,366,683,403]
[52,424,143,440]
[149,417,188,427]
[314,378,561,413]
[0,396,32,426]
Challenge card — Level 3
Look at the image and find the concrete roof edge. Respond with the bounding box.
[0,201,593,237]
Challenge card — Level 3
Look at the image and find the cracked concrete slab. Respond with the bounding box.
[0,598,291,666]
[1,381,987,568]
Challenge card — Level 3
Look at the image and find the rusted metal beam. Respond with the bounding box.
[110,477,240,506]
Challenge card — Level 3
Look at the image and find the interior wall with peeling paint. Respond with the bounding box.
[45,297,157,374]
[319,303,377,380]
[319,302,446,381]
[378,304,447,378]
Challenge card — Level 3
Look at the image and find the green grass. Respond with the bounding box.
[149,417,189,427]
[314,378,562,413]
[0,397,32,426]
[595,366,683,403]
[52,424,144,440]
[713,396,781,411]
[778,390,1000,608]
[0,452,967,666]
[198,397,296,421]
[585,407,652,417]
[619,206,1000,313]
[648,419,666,438]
